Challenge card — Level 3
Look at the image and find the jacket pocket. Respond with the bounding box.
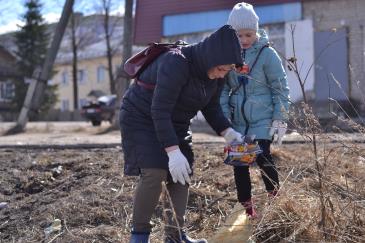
[245,97,273,123]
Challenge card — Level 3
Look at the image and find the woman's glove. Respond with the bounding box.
[269,120,287,145]
[167,149,192,185]
[223,127,243,144]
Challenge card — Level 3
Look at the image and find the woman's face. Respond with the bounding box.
[237,29,257,49]
[207,64,234,79]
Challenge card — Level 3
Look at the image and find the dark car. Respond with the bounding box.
[81,95,117,126]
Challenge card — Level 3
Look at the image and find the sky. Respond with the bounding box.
[0,0,125,34]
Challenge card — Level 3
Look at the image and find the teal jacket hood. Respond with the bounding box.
[254,29,270,49]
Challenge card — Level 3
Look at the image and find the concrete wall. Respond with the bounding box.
[303,0,365,103]
[285,19,315,102]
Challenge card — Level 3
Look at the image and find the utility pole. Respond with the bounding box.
[6,0,74,134]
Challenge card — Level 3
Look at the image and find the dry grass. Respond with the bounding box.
[251,142,365,243]
[0,133,364,242]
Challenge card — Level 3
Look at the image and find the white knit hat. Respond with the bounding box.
[227,2,259,31]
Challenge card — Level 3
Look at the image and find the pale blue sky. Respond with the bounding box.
[0,0,125,34]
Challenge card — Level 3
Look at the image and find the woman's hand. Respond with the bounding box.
[166,148,192,185]
[221,127,243,144]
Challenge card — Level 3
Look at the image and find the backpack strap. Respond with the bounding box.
[249,44,269,74]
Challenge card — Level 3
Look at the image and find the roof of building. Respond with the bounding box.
[0,45,19,78]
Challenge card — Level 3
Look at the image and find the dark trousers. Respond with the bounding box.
[233,139,279,202]
[132,168,189,237]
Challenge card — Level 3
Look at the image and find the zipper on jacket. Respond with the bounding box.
[241,50,249,135]
[202,84,206,97]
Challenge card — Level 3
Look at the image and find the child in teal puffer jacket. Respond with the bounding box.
[221,2,290,218]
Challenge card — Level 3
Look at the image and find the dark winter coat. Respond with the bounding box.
[120,25,243,176]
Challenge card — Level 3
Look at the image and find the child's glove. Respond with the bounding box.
[167,149,191,185]
[223,127,243,144]
[269,120,287,145]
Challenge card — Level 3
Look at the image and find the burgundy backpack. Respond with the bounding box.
[123,42,187,79]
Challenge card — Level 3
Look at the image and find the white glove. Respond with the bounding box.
[223,127,243,144]
[269,120,287,145]
[167,149,192,185]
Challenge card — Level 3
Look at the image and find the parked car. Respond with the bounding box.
[81,95,117,126]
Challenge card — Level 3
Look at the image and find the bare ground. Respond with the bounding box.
[1,142,364,243]
[0,122,364,242]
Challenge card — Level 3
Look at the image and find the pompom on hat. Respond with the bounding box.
[227,2,259,32]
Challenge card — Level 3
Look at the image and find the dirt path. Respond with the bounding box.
[0,122,225,147]
[1,122,364,148]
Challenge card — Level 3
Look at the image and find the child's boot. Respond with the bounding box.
[241,198,257,219]
[267,189,279,199]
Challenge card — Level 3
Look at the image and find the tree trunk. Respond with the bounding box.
[71,10,79,110]
[103,4,116,94]
[111,0,133,130]
[118,0,133,96]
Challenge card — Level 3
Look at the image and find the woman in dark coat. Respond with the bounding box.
[120,25,244,243]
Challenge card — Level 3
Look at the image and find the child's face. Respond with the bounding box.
[237,29,257,50]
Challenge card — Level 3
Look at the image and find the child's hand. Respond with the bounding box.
[269,120,287,145]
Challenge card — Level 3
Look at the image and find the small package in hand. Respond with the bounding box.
[224,135,262,166]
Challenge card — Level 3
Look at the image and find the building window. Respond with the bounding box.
[78,69,87,84]
[61,71,68,85]
[97,66,106,83]
[0,81,15,101]
[79,98,88,108]
[61,99,69,111]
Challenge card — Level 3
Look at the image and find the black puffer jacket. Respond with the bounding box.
[120,25,242,175]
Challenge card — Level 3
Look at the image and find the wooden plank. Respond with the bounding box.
[209,203,254,243]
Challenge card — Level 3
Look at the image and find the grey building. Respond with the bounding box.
[303,0,365,116]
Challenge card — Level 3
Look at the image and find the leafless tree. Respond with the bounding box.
[110,0,133,129]
[94,0,123,95]
[65,8,97,110]
[118,0,133,96]
[70,10,80,110]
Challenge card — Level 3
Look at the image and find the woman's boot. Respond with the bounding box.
[130,232,150,243]
[165,231,208,243]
